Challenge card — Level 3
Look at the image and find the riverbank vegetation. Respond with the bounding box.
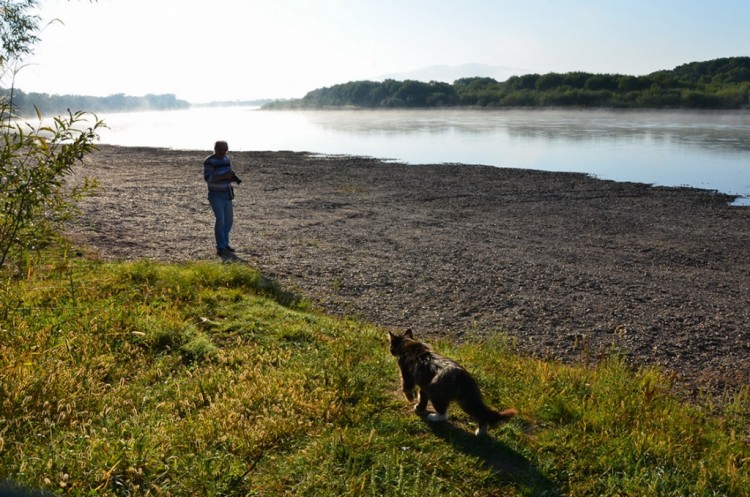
[5,57,748,116]
[264,56,750,110]
[0,90,190,117]
[0,248,748,496]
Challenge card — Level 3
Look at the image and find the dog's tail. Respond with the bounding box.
[487,407,518,425]
[469,404,517,436]
[460,393,517,426]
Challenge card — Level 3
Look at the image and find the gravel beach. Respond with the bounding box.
[69,145,750,397]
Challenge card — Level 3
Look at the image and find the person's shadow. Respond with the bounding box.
[219,251,243,263]
[216,251,302,308]
[424,417,561,496]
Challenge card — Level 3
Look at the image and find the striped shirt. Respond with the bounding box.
[203,153,234,192]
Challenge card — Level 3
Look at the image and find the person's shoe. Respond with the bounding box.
[225,246,236,252]
[217,248,226,256]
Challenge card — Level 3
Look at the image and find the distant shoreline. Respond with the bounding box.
[263,57,750,111]
[8,57,749,117]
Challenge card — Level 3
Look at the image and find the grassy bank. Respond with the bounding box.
[0,251,748,496]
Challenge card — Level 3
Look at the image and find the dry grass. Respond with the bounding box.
[0,252,747,496]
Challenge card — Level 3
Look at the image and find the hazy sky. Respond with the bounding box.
[9,0,750,103]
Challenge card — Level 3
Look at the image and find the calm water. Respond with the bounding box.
[95,107,750,205]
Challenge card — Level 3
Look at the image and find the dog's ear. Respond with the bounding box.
[388,331,403,353]
[404,328,414,339]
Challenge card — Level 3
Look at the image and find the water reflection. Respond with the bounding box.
[302,109,750,153]
[93,107,750,204]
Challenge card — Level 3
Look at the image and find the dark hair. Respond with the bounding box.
[214,140,228,151]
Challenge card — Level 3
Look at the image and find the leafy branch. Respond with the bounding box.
[0,107,104,266]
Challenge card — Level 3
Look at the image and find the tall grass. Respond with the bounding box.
[0,253,748,496]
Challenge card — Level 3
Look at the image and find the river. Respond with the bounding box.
[94,107,750,205]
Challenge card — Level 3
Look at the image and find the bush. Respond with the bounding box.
[0,107,104,267]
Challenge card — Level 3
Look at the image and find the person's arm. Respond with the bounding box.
[212,170,236,181]
[204,157,240,183]
[204,159,234,182]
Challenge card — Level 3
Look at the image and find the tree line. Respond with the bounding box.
[264,57,750,110]
[0,89,190,117]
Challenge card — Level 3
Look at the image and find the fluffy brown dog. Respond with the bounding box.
[388,329,517,435]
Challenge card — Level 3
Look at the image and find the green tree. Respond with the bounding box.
[535,72,564,91]
[617,75,650,92]
[0,0,104,267]
[584,74,619,91]
[506,73,540,90]
[394,80,431,106]
[561,72,589,89]
[425,81,459,106]
[0,0,38,68]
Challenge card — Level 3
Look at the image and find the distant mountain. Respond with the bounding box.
[377,63,526,83]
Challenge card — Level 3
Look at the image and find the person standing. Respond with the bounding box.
[203,140,241,256]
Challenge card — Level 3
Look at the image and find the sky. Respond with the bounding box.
[7,0,750,103]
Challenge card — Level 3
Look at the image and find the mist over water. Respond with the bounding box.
[96,107,750,205]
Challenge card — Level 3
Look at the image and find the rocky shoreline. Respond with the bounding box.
[69,145,750,397]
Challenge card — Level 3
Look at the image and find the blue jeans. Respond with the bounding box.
[208,190,234,250]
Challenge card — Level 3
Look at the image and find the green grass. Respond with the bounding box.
[0,252,748,496]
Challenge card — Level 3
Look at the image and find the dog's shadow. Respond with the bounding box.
[422,415,561,496]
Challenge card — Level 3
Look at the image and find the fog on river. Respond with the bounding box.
[94,107,750,205]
